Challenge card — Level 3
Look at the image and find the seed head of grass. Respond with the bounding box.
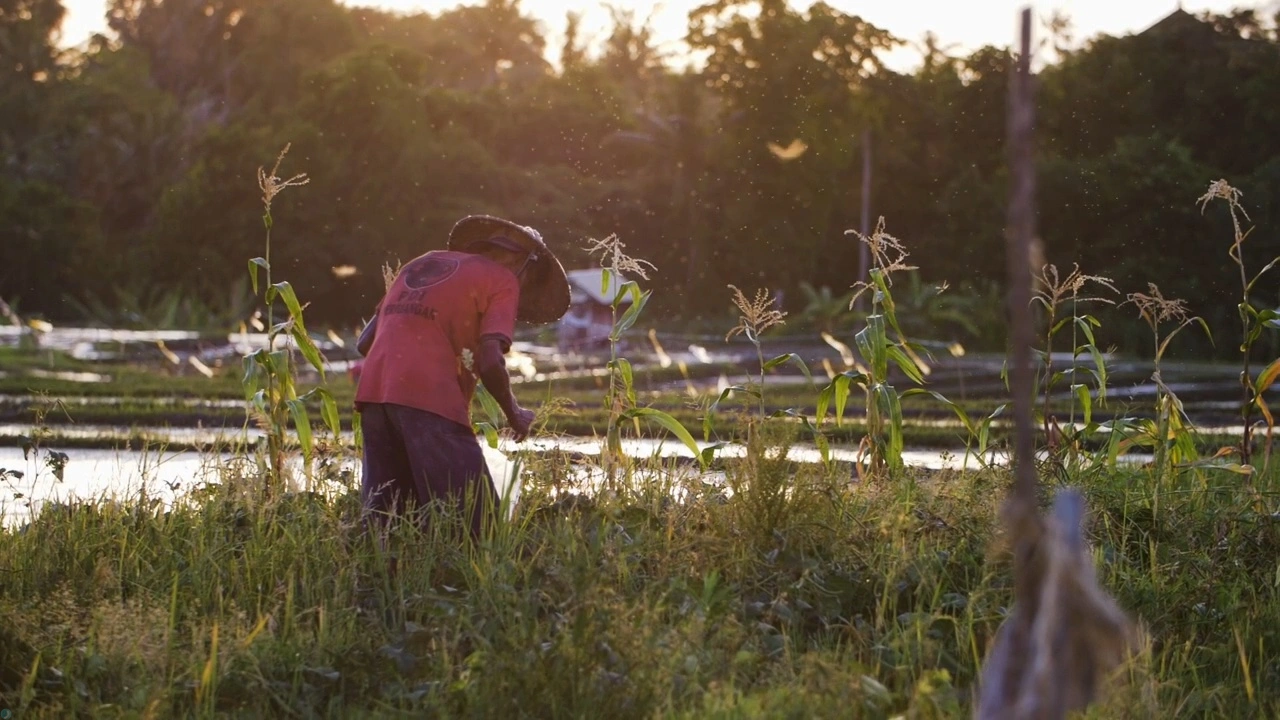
[382,260,402,292]
[846,217,916,307]
[1034,263,1117,311]
[1197,179,1248,221]
[257,143,309,211]
[1198,179,1253,264]
[726,285,787,341]
[1126,283,1189,329]
[585,234,656,280]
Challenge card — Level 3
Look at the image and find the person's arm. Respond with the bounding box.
[476,336,534,440]
[356,314,378,357]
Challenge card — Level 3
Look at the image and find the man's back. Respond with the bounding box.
[355,250,519,428]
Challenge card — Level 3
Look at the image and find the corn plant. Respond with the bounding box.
[1116,284,1212,481]
[719,285,821,460]
[1031,264,1117,462]
[817,218,962,477]
[1198,180,1279,468]
[585,235,707,473]
[242,144,341,495]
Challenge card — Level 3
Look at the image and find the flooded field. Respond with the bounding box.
[0,325,1252,527]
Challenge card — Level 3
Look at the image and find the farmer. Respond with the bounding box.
[353,215,570,538]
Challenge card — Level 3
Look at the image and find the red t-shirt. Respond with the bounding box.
[355,250,519,428]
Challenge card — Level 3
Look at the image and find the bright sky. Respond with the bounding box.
[57,0,1269,71]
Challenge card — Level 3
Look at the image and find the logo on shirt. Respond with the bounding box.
[402,256,459,289]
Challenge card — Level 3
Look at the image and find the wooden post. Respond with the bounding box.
[855,129,872,313]
[1006,8,1037,507]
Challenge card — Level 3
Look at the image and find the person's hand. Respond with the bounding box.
[508,406,536,442]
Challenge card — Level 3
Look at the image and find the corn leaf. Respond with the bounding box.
[1256,358,1280,393]
[1072,384,1093,426]
[621,408,704,468]
[763,353,814,385]
[475,422,500,449]
[475,382,505,428]
[291,325,326,379]
[287,398,313,459]
[248,257,269,296]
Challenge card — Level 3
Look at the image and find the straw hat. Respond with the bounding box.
[448,215,572,325]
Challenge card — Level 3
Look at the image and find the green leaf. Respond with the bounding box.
[476,422,500,449]
[710,386,752,412]
[318,388,341,439]
[1071,384,1093,426]
[816,383,833,426]
[902,388,970,433]
[248,257,269,296]
[1086,344,1108,403]
[475,382,505,428]
[763,353,814,385]
[621,408,704,468]
[979,404,1006,454]
[1072,315,1098,346]
[878,384,905,469]
[886,344,925,385]
[241,352,264,401]
[291,326,326,379]
[818,372,861,427]
[1256,357,1280,394]
[700,443,727,466]
[614,289,651,336]
[613,358,636,406]
[272,282,307,329]
[287,398,313,459]
[601,268,612,296]
[1246,255,1280,294]
[250,389,268,416]
[867,314,889,379]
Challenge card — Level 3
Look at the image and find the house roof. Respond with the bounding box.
[566,268,633,305]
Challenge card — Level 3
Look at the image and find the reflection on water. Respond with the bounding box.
[4,428,1143,529]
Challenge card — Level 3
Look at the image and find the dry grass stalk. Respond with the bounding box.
[725,285,786,341]
[975,490,1138,719]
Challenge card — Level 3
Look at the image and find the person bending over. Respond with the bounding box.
[353,215,570,538]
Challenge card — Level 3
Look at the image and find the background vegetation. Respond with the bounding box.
[3,0,1280,358]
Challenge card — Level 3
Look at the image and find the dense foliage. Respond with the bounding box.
[3,1,1280,356]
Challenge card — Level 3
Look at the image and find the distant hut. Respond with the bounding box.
[558,268,633,353]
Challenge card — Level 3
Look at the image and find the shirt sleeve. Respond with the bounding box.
[479,268,519,350]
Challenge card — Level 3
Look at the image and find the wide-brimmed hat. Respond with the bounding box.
[448,215,571,325]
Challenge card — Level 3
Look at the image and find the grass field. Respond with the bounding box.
[1,420,1276,717]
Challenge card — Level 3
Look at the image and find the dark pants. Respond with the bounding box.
[357,402,497,539]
